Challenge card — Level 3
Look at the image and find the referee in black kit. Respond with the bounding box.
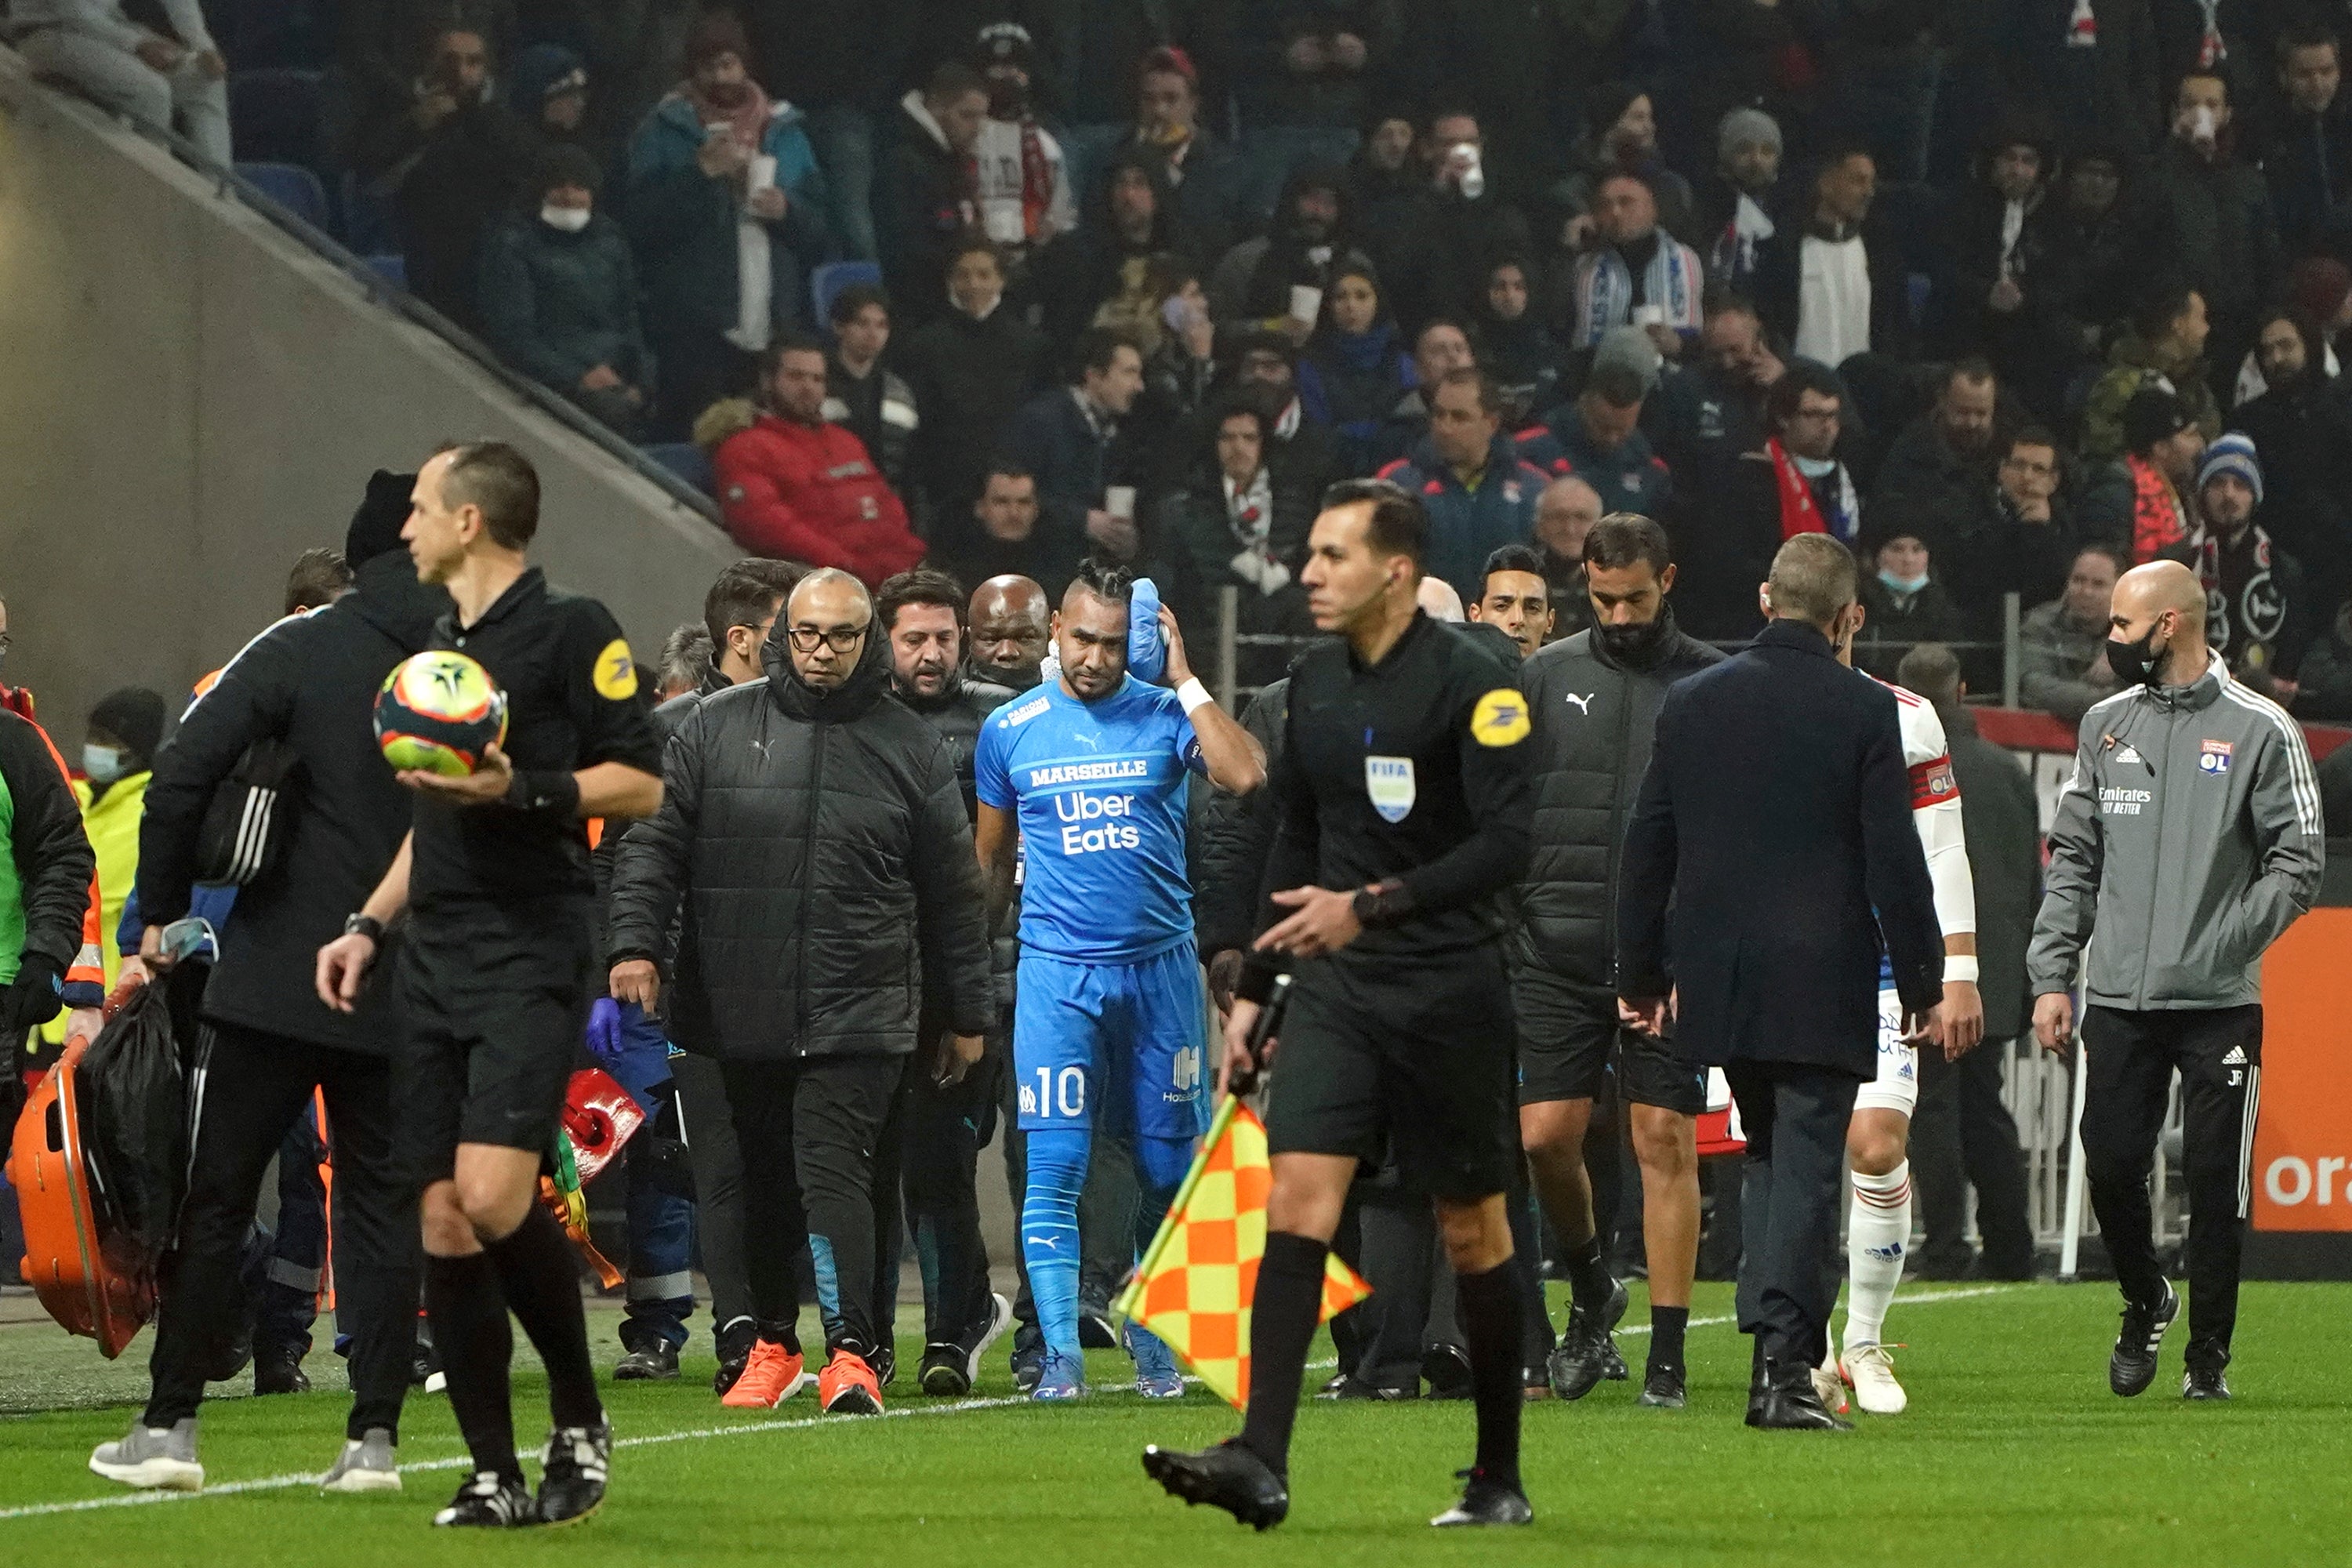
[1145,478,1537,1530]
[316,442,663,1529]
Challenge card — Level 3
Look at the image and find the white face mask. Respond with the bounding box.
[541,203,591,233]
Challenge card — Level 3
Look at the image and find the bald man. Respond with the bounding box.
[968,575,1053,691]
[2030,559,2323,1403]
[1533,478,1603,634]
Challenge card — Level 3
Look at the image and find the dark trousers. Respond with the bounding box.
[1348,1185,1462,1389]
[2080,1005,2263,1366]
[146,1023,418,1439]
[876,1044,1001,1345]
[672,1052,753,1345]
[255,1105,329,1357]
[1911,1035,2035,1278]
[1726,1059,1860,1370]
[721,1054,904,1356]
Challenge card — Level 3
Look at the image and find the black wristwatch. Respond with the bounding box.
[343,913,386,944]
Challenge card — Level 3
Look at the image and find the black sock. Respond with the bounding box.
[1454,1260,1523,1491]
[1563,1234,1610,1312]
[424,1251,519,1483]
[1236,1231,1327,1477]
[1647,1305,1689,1374]
[483,1205,603,1430]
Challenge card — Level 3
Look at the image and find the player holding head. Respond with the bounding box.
[973,560,1266,1400]
[315,441,664,1527]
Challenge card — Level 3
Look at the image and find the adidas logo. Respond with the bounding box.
[2223,1046,2247,1066]
[2116,745,2143,765]
[1864,1243,1904,1261]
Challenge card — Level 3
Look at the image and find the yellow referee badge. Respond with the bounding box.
[592,637,639,701]
[1470,688,1531,747]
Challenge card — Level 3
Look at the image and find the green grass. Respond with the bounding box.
[3,1280,2349,1566]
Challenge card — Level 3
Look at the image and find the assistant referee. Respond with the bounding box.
[1144,478,1537,1531]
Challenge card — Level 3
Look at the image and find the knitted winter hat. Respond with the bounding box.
[2196,431,2263,507]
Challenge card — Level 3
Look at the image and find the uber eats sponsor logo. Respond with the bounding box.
[2097,786,2154,816]
[1054,790,1141,854]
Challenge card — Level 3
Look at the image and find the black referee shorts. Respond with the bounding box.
[394,897,594,1185]
[1512,966,1707,1115]
[1264,946,1517,1202]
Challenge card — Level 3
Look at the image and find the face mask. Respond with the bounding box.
[82,745,126,784]
[542,203,590,233]
[1793,452,1838,479]
[2108,622,2166,686]
[1878,568,1929,597]
[1595,616,1666,662]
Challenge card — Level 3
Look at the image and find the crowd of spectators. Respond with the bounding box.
[29,0,2352,717]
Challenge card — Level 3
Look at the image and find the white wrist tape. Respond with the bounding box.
[1943,954,1980,985]
[1177,677,1214,716]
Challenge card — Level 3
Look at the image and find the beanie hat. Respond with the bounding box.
[506,43,586,112]
[2123,387,2194,454]
[1592,324,1664,394]
[2197,431,2263,506]
[975,20,1035,70]
[684,9,751,71]
[1718,106,1782,162]
[345,470,416,568]
[89,687,165,766]
[2288,256,2352,328]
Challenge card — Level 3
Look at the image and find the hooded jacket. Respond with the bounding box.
[606,624,993,1060]
[711,410,926,586]
[880,89,979,329]
[1206,163,1368,331]
[135,543,448,1054]
[2029,650,2324,1011]
[1032,148,1199,350]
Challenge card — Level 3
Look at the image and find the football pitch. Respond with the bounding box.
[3,1279,2348,1566]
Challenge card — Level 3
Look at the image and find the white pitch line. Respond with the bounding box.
[0,1284,2025,1523]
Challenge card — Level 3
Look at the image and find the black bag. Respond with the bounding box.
[74,965,204,1269]
[193,737,303,885]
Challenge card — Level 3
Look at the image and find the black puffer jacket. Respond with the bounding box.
[897,671,1016,824]
[1512,612,1720,989]
[606,626,992,1060]
[1194,677,1290,957]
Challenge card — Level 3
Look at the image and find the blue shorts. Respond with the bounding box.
[1013,942,1210,1141]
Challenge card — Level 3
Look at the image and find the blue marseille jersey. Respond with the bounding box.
[975,673,1203,962]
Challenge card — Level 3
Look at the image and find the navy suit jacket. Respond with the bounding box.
[1613,619,1944,1077]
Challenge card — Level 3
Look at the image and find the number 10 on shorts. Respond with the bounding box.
[1022,1065,1088,1120]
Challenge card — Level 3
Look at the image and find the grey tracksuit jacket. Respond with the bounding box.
[2027,651,2326,1011]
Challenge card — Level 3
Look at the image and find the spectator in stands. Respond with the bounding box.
[1944,425,2082,625]
[1295,263,1416,475]
[1396,107,1534,328]
[1997,0,2161,158]
[1672,360,1854,641]
[1229,331,1344,499]
[354,21,539,329]
[1378,368,1548,604]
[1567,170,1704,361]
[1649,292,1781,477]
[2145,71,2277,377]
[1229,13,1388,226]
[2081,387,2204,560]
[1552,84,1697,245]
[2294,586,2352,719]
[1161,392,1316,686]
[1755,143,1907,369]
[884,61,993,331]
[1373,317,1475,466]
[2266,27,2352,266]
[506,43,597,169]
[1346,111,1424,294]
[626,12,835,439]
[1695,107,1781,291]
[1869,358,2004,571]
[479,146,652,437]
[2081,283,2221,462]
[2236,281,2344,405]
[2231,307,2352,612]
[897,239,1050,555]
[1126,256,1221,477]
[2035,136,2172,392]
[13,0,230,165]
[823,285,918,499]
[2176,434,2313,695]
[2020,542,2128,723]
[971,24,1076,271]
[1119,45,1247,257]
[1933,115,2064,412]
[1517,363,1673,519]
[1472,256,1566,427]
[1207,165,1367,345]
[1033,148,1195,351]
[1466,542,1557,658]
[996,328,1149,568]
[1531,475,1604,632]
[936,465,1070,606]
[1853,525,1968,680]
[709,335,926,586]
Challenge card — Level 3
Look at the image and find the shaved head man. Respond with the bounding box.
[967,575,1052,689]
[2103,560,2209,689]
[783,569,876,693]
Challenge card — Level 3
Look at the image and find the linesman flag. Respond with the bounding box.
[1113,1094,1370,1410]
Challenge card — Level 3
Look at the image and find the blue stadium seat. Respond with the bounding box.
[236,162,331,233]
[361,254,407,291]
[341,172,402,258]
[227,69,323,169]
[642,442,716,495]
[811,260,883,332]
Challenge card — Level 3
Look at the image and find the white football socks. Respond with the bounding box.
[1843,1160,1911,1353]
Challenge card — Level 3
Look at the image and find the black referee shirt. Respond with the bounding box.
[410,567,662,910]
[1260,612,1534,960]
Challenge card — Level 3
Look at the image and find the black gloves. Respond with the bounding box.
[0,953,64,1038]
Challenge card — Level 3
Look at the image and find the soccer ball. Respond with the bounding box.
[374,651,508,776]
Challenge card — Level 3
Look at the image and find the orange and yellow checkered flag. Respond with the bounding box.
[1112,1094,1370,1410]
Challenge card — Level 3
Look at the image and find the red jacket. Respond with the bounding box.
[713,414,925,586]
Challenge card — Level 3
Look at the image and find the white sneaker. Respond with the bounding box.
[90,1417,204,1491]
[1810,1351,1850,1415]
[320,1427,402,1493]
[1843,1343,1907,1415]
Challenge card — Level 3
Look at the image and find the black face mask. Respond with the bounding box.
[1596,615,1667,663]
[2107,622,2165,686]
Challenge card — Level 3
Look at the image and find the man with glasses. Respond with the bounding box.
[607,568,994,1417]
